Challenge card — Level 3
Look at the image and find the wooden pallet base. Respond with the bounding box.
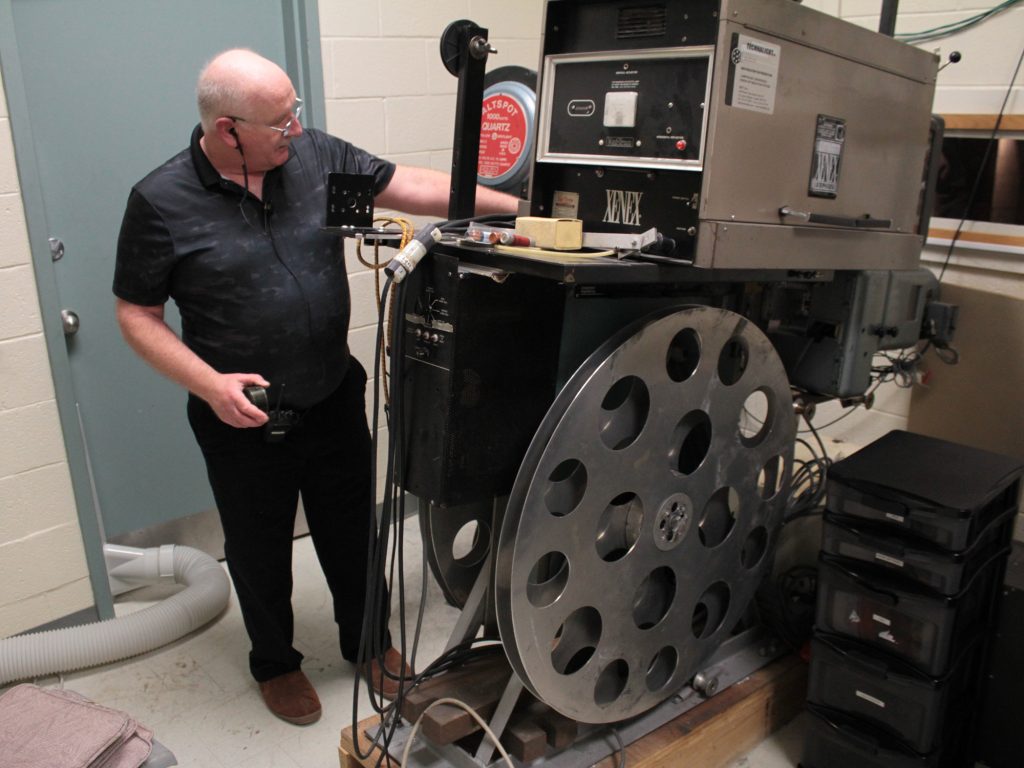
[339,655,807,768]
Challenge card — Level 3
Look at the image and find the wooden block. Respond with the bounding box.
[521,700,578,749]
[402,653,514,745]
[339,715,387,768]
[421,699,499,745]
[400,652,511,724]
[514,216,584,250]
[505,715,548,763]
[590,655,807,768]
[341,656,806,768]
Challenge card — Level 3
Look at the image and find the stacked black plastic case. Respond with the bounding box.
[801,430,1023,768]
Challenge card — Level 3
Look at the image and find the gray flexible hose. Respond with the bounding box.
[0,545,229,685]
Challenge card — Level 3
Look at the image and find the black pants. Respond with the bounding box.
[187,359,387,682]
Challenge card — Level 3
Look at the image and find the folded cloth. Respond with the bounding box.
[0,684,153,768]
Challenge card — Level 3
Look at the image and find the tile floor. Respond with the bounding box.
[11,524,807,767]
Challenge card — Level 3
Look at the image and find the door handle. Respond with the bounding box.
[61,308,80,336]
[778,206,892,230]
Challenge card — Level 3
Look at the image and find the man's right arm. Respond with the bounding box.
[115,298,269,428]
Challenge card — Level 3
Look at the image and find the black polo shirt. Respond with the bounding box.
[114,125,395,408]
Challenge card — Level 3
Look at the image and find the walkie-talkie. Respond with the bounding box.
[243,384,298,442]
[242,385,270,412]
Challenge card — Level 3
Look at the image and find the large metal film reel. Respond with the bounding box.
[419,499,493,608]
[494,306,795,724]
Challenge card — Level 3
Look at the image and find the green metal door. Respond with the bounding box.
[2,0,322,539]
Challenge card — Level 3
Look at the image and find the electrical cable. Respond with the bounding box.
[789,339,951,438]
[357,640,508,767]
[353,269,460,764]
[352,272,399,763]
[607,726,627,768]
[438,212,516,233]
[872,349,924,389]
[350,209,526,763]
[895,0,1021,43]
[802,410,829,462]
[400,697,516,768]
[757,564,819,651]
[759,414,830,651]
[785,416,832,524]
[936,43,1024,283]
[353,217,414,405]
[366,279,412,764]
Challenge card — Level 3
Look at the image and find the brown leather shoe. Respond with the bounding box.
[361,647,413,700]
[258,670,322,725]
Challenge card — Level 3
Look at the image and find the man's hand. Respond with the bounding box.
[201,373,271,428]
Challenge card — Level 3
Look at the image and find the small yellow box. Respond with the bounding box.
[514,217,584,250]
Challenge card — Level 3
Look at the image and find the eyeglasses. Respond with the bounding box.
[230,97,303,138]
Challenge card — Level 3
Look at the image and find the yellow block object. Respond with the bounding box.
[514,217,584,250]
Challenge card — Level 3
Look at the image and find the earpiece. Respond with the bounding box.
[228,125,242,152]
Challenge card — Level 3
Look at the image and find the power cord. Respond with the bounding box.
[351,211,520,764]
[896,1,1021,44]
[754,411,831,651]
[936,43,1024,283]
[786,414,832,523]
[604,727,627,768]
[757,564,819,652]
[352,217,414,405]
[401,697,516,768]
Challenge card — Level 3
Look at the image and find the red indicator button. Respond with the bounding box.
[675,139,688,152]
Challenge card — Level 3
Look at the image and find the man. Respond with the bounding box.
[113,48,516,725]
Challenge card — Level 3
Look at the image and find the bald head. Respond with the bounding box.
[197,49,293,134]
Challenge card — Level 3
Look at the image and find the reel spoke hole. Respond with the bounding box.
[698,487,740,548]
[717,337,749,385]
[596,492,644,562]
[670,410,712,475]
[646,646,678,692]
[452,520,490,567]
[594,659,630,706]
[632,566,676,630]
[758,455,786,500]
[666,327,701,382]
[552,606,602,675]
[741,526,769,569]
[739,388,774,446]
[545,458,588,516]
[600,376,650,450]
[691,581,731,639]
[527,551,570,608]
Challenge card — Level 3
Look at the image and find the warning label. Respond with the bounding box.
[726,34,780,115]
[478,92,529,180]
[809,114,846,198]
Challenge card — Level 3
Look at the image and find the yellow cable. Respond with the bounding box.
[353,218,414,406]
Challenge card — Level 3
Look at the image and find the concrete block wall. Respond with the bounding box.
[0,72,93,638]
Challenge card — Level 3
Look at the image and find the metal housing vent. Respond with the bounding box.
[617,6,667,39]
